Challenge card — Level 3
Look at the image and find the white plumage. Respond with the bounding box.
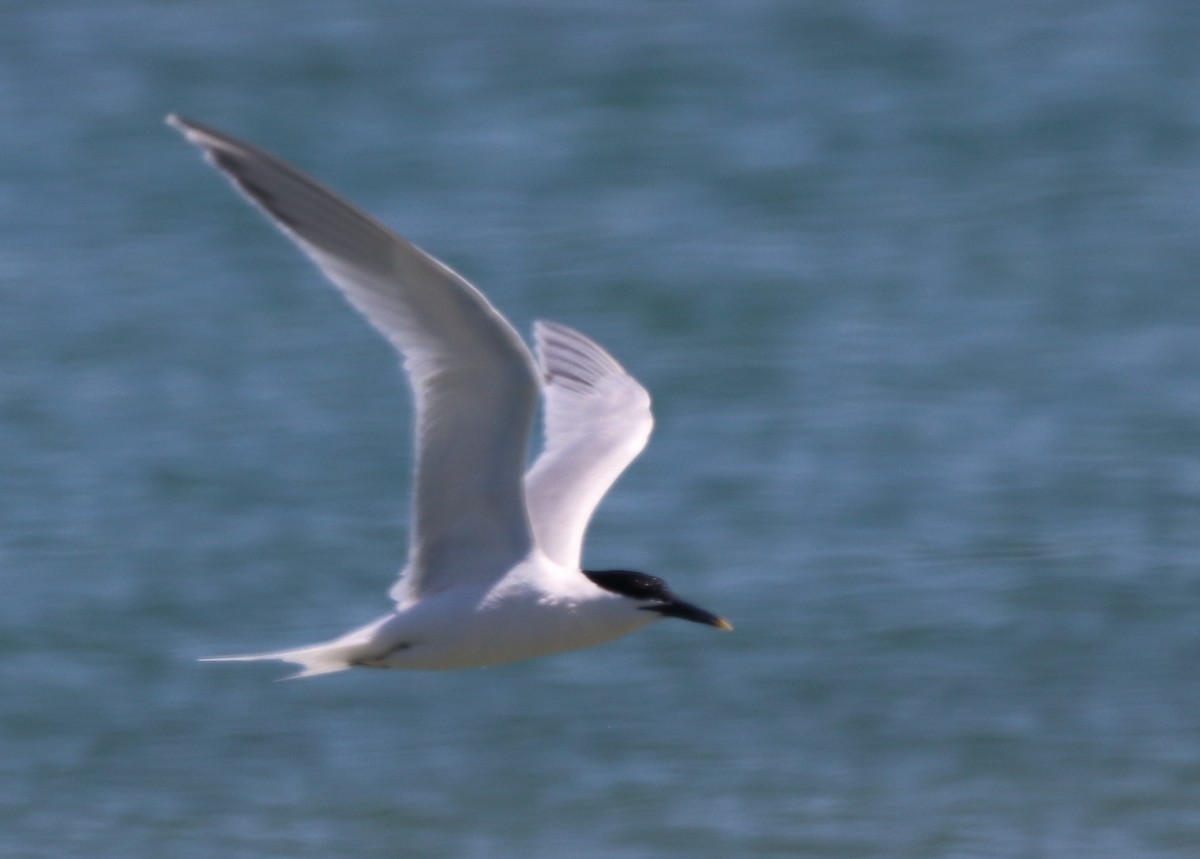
[169,115,730,678]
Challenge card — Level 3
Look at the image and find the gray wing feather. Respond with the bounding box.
[524,321,653,569]
[169,116,537,601]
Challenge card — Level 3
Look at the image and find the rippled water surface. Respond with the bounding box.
[3,2,1200,856]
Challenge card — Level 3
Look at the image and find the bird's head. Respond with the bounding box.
[583,570,732,631]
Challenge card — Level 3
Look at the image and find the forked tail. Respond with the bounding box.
[200,642,362,679]
[201,615,396,679]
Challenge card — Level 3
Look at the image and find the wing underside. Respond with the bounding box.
[170,116,538,601]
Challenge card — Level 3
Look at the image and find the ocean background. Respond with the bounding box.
[3,1,1200,856]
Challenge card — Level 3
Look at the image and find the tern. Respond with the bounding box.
[169,115,731,678]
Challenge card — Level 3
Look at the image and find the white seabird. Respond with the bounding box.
[169,115,731,678]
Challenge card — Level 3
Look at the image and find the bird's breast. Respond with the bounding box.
[371,567,655,670]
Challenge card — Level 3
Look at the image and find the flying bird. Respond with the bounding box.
[169,115,730,678]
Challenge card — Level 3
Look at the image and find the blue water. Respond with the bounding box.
[4,1,1200,856]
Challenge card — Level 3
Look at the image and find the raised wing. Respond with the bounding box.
[523,321,653,569]
[169,116,538,602]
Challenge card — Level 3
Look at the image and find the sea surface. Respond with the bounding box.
[3,1,1200,857]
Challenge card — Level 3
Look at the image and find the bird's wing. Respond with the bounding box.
[523,321,654,570]
[169,116,537,602]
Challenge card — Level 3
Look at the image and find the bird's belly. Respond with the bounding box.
[369,588,652,671]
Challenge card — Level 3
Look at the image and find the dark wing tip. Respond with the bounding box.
[533,320,628,391]
[166,114,310,232]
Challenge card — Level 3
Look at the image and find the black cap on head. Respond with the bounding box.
[583,570,733,631]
